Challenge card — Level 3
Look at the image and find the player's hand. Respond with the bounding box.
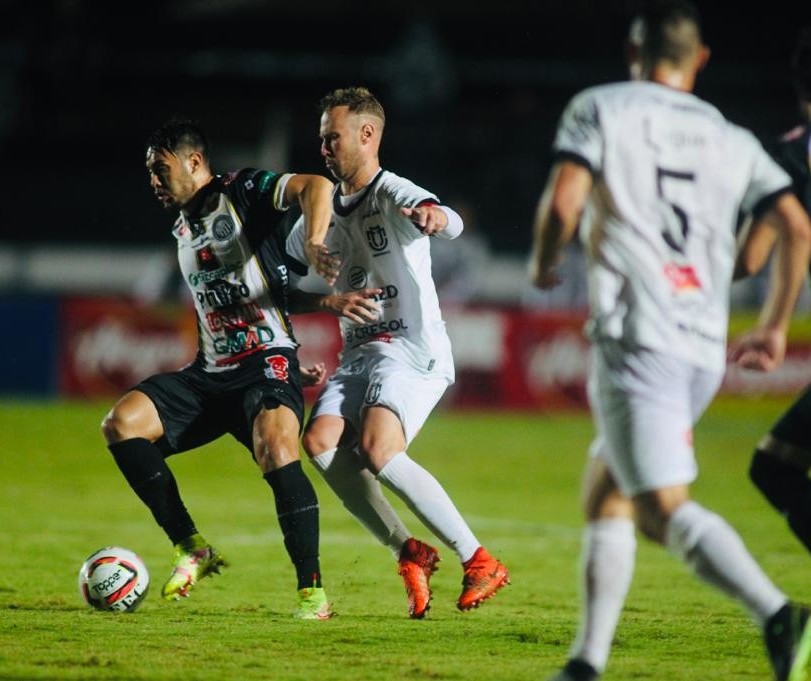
[728,327,787,372]
[306,242,341,286]
[300,362,327,387]
[530,258,563,290]
[324,288,383,323]
[401,205,446,236]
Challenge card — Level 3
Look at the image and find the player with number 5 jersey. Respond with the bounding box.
[554,80,791,372]
[531,2,811,680]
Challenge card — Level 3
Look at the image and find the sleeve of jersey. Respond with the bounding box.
[739,130,793,217]
[552,90,603,174]
[380,174,439,240]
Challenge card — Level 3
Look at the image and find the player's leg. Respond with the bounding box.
[749,386,811,554]
[634,484,811,681]
[549,455,636,681]
[302,375,435,618]
[360,365,508,612]
[101,376,227,600]
[304,410,411,558]
[251,389,332,620]
[306,416,439,620]
[609,350,809,681]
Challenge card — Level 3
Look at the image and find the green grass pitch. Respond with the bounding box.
[0,395,806,680]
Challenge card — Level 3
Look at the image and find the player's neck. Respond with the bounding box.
[340,164,381,196]
[649,64,696,92]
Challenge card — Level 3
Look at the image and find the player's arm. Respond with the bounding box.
[283,174,338,283]
[400,203,464,238]
[530,160,593,289]
[729,192,811,371]
[288,289,383,324]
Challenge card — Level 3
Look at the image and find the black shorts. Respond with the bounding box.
[135,347,304,456]
[771,383,811,450]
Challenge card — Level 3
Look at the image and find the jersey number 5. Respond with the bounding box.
[656,166,696,254]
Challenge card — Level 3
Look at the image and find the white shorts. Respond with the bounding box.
[587,340,723,496]
[310,353,449,445]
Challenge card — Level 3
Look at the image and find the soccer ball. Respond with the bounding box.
[78,546,150,612]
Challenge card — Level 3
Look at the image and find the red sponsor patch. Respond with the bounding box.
[664,263,701,291]
[264,354,289,381]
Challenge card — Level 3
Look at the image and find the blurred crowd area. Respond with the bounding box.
[0,1,807,310]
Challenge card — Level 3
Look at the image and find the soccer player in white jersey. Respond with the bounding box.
[530,2,811,680]
[286,86,509,618]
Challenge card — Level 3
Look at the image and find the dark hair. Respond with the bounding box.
[318,87,386,125]
[146,118,209,159]
[631,0,702,65]
[792,28,811,101]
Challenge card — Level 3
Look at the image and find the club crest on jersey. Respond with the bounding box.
[348,266,367,289]
[264,354,289,382]
[364,382,382,404]
[366,225,389,253]
[212,215,236,242]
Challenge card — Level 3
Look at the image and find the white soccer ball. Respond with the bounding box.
[78,546,150,612]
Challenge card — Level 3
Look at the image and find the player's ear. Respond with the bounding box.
[187,150,205,173]
[625,40,643,80]
[360,121,375,144]
[696,45,711,72]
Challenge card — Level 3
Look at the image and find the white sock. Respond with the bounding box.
[570,518,636,672]
[311,447,410,558]
[376,452,480,562]
[666,501,786,626]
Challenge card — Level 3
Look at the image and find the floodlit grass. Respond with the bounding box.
[0,395,805,680]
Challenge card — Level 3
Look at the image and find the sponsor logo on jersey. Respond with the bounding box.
[264,354,289,382]
[195,245,220,272]
[372,285,398,302]
[345,318,407,344]
[366,225,389,253]
[205,303,265,332]
[364,382,382,404]
[348,266,367,289]
[276,264,288,286]
[213,325,275,356]
[196,281,251,308]
[212,215,236,241]
[664,263,702,292]
[189,221,206,239]
[188,263,240,287]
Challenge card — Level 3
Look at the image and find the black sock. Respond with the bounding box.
[750,449,811,553]
[264,460,322,590]
[108,438,196,545]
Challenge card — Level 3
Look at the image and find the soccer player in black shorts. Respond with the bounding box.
[100,117,379,619]
[749,28,811,563]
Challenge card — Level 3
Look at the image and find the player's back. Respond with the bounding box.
[555,80,789,370]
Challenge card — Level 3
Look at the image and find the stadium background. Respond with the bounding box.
[1,0,810,402]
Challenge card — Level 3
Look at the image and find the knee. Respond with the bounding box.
[302,419,345,458]
[635,510,668,544]
[301,428,326,458]
[101,407,130,445]
[633,493,685,545]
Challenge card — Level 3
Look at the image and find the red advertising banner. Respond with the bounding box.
[59,298,197,398]
[57,297,811,406]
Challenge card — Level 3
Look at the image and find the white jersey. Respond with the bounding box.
[287,169,456,381]
[554,81,791,371]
